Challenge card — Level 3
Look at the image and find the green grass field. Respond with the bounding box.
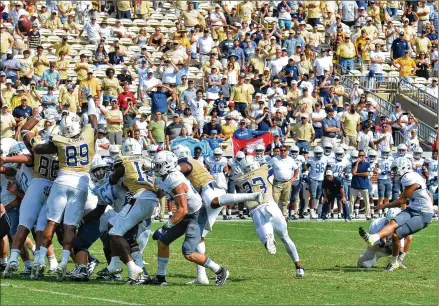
[1,221,437,305]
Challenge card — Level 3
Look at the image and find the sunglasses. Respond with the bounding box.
[280,149,287,152]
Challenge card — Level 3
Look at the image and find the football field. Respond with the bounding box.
[1,221,437,305]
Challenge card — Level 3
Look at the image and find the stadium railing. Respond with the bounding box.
[398,79,438,113]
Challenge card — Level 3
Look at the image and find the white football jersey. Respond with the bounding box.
[92,177,128,213]
[255,155,271,166]
[377,157,393,180]
[367,160,378,179]
[324,152,335,160]
[155,171,202,214]
[424,157,438,180]
[84,185,99,215]
[412,158,424,175]
[228,158,244,181]
[205,156,228,175]
[293,155,306,177]
[307,157,328,181]
[16,164,34,193]
[401,172,433,213]
[332,159,349,178]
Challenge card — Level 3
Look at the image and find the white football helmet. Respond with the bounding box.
[153,151,178,176]
[236,151,245,161]
[323,142,333,156]
[350,150,359,162]
[380,146,391,160]
[313,146,323,160]
[413,147,423,160]
[340,143,349,151]
[335,147,345,161]
[239,155,260,172]
[122,138,142,156]
[397,144,408,157]
[109,145,120,156]
[213,148,223,161]
[289,145,299,159]
[0,137,17,157]
[255,144,265,157]
[172,144,191,159]
[385,207,402,222]
[147,144,159,157]
[391,157,413,178]
[367,149,378,163]
[90,157,111,185]
[59,113,81,138]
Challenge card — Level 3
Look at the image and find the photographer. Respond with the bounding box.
[255,107,273,132]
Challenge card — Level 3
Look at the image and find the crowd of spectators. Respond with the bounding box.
[0,0,438,155]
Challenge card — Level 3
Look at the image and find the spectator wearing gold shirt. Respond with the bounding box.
[181,2,206,29]
[60,83,80,113]
[0,24,14,58]
[32,46,49,82]
[413,30,432,55]
[337,34,356,73]
[45,11,63,31]
[361,17,379,40]
[392,49,418,83]
[63,14,79,34]
[74,54,90,83]
[1,79,16,108]
[38,5,50,27]
[236,0,254,23]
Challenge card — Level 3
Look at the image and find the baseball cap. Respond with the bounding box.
[273,132,280,137]
[302,87,308,91]
[301,114,308,119]
[87,68,94,73]
[400,31,405,36]
[0,72,6,77]
[110,99,117,103]
[17,86,25,91]
[367,17,372,21]
[5,79,13,84]
[98,129,106,134]
[326,170,334,176]
[432,78,438,82]
[395,103,401,107]
[354,80,360,85]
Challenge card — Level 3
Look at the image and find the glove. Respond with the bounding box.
[152,227,168,241]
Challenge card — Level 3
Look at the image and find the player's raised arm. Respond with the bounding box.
[109,158,125,185]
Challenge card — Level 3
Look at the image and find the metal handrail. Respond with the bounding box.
[339,76,436,145]
[398,79,438,113]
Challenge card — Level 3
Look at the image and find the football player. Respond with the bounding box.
[357,208,412,268]
[423,150,438,193]
[227,151,246,219]
[33,112,97,281]
[172,144,261,285]
[306,146,329,219]
[323,142,334,160]
[288,145,306,220]
[103,140,159,284]
[330,147,349,219]
[367,149,378,218]
[255,144,271,166]
[236,156,305,277]
[412,147,424,175]
[2,119,59,279]
[152,151,230,286]
[359,157,434,271]
[376,147,393,218]
[205,148,230,221]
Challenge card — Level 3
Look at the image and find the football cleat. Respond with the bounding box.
[288,215,298,221]
[72,266,89,282]
[3,261,18,278]
[107,262,123,275]
[264,234,277,255]
[128,265,144,282]
[310,211,318,219]
[185,277,209,285]
[96,268,122,281]
[358,227,375,246]
[97,267,110,277]
[150,275,168,286]
[19,266,32,277]
[215,266,229,286]
[239,214,247,220]
[87,257,100,277]
[30,263,45,280]
[0,263,6,273]
[56,263,67,281]
[384,262,400,272]
[296,267,305,278]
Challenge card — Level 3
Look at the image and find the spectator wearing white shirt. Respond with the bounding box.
[311,102,326,139]
[270,99,288,116]
[397,112,419,148]
[338,0,358,27]
[389,103,407,142]
[313,49,333,81]
[79,16,102,45]
[349,80,364,103]
[406,129,420,152]
[9,2,28,26]
[425,78,438,98]
[95,129,111,156]
[139,71,161,100]
[368,42,385,85]
[197,30,215,68]
[328,15,351,35]
[188,89,207,133]
[266,79,285,109]
[210,5,227,39]
[373,123,394,151]
[269,49,287,77]
[160,60,179,85]
[269,145,299,218]
[357,123,374,151]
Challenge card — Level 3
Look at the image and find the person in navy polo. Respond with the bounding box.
[350,150,372,220]
[390,31,409,60]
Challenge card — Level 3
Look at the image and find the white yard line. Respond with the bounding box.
[1,283,141,305]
